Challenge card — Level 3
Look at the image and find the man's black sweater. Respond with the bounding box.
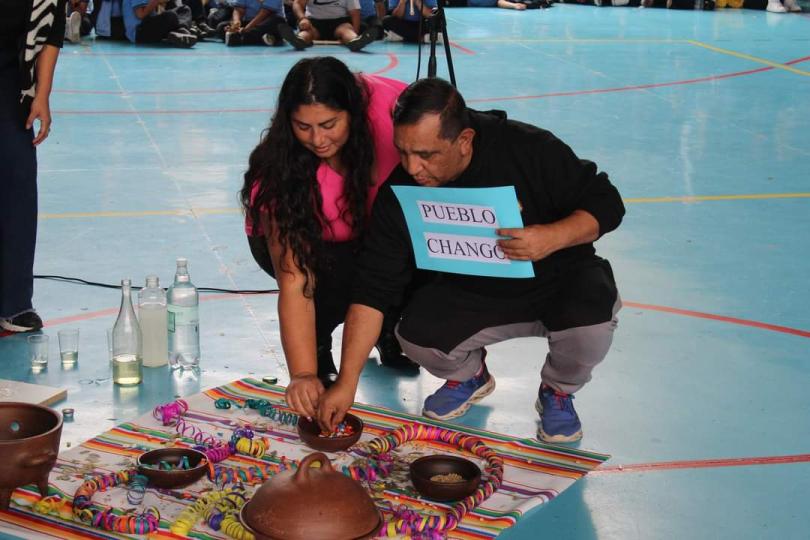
[352,109,625,314]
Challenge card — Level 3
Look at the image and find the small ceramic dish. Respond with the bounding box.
[296,414,363,452]
[409,455,482,502]
[136,448,208,489]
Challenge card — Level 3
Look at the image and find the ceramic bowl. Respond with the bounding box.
[409,455,482,502]
[296,414,363,452]
[0,403,63,510]
[137,447,208,488]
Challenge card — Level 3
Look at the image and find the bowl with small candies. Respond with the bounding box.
[409,454,482,502]
[137,448,208,488]
[296,413,363,452]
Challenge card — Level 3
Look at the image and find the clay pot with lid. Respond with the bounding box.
[241,452,380,540]
[0,403,63,510]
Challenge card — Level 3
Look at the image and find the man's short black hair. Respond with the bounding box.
[393,78,470,140]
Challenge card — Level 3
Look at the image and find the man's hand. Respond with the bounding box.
[285,374,324,419]
[298,18,312,31]
[496,224,561,261]
[317,382,355,433]
[27,96,51,146]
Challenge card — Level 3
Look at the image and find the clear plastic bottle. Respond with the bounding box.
[167,258,200,370]
[138,275,168,368]
[112,279,143,385]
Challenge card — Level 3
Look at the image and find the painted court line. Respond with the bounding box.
[592,453,810,475]
[37,192,810,220]
[687,40,810,77]
[34,295,810,339]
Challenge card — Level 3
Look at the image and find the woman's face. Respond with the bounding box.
[290,103,351,161]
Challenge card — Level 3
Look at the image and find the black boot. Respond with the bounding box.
[375,329,419,372]
[317,340,338,388]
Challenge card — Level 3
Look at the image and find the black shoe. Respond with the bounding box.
[0,311,43,333]
[224,31,243,46]
[375,331,419,372]
[346,29,375,52]
[166,30,197,48]
[316,344,338,387]
[196,21,216,37]
[278,23,310,50]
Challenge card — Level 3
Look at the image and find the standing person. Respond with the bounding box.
[317,78,624,443]
[277,0,376,51]
[240,57,416,419]
[0,0,66,333]
[381,0,436,43]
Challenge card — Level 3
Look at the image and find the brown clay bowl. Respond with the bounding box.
[137,448,208,488]
[296,414,363,452]
[0,403,63,510]
[409,455,482,502]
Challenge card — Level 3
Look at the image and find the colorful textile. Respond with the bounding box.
[0,377,609,539]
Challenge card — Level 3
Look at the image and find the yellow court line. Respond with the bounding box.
[687,40,810,77]
[37,194,810,219]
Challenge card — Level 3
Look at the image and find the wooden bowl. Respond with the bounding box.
[137,448,208,488]
[296,414,363,453]
[409,455,481,502]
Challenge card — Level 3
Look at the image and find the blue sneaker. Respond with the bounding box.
[422,364,496,421]
[535,385,583,443]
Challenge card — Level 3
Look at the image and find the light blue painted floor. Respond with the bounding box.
[1,5,809,539]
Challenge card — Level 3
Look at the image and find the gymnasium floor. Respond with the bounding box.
[1,4,809,539]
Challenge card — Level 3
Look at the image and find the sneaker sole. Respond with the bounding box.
[535,397,583,443]
[422,376,496,421]
[0,320,42,333]
[537,427,583,444]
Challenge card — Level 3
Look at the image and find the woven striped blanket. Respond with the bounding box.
[0,378,608,539]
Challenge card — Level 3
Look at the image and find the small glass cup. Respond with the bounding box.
[27,334,49,372]
[58,329,80,367]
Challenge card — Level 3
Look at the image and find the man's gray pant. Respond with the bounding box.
[394,258,620,395]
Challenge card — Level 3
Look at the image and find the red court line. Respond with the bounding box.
[623,301,810,339]
[54,54,400,97]
[53,55,810,114]
[592,454,810,475]
[25,295,810,341]
[449,41,475,55]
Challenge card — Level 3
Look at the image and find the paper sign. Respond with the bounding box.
[392,185,534,278]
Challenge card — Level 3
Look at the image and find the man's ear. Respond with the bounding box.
[457,127,476,156]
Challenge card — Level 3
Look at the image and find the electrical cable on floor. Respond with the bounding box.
[33,274,279,295]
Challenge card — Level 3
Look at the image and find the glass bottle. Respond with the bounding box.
[112,279,143,385]
[138,275,168,368]
[167,258,200,370]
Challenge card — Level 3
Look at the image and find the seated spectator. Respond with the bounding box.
[122,0,198,47]
[359,0,385,39]
[766,0,801,11]
[205,0,234,30]
[382,0,436,43]
[65,0,94,43]
[94,0,128,40]
[277,0,376,52]
[216,0,285,46]
[464,0,543,9]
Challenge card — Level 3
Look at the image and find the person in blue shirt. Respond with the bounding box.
[381,0,436,42]
[277,0,376,52]
[122,0,198,46]
[217,0,285,46]
[94,0,128,40]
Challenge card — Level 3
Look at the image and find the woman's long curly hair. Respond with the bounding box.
[240,57,374,296]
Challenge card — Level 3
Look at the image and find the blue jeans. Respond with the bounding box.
[0,51,37,318]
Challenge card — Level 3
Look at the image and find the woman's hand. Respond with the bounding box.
[317,381,356,433]
[27,96,52,146]
[285,374,325,418]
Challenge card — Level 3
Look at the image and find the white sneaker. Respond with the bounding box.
[66,11,81,43]
[782,0,801,11]
[422,32,443,44]
[384,30,404,42]
[766,0,787,11]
